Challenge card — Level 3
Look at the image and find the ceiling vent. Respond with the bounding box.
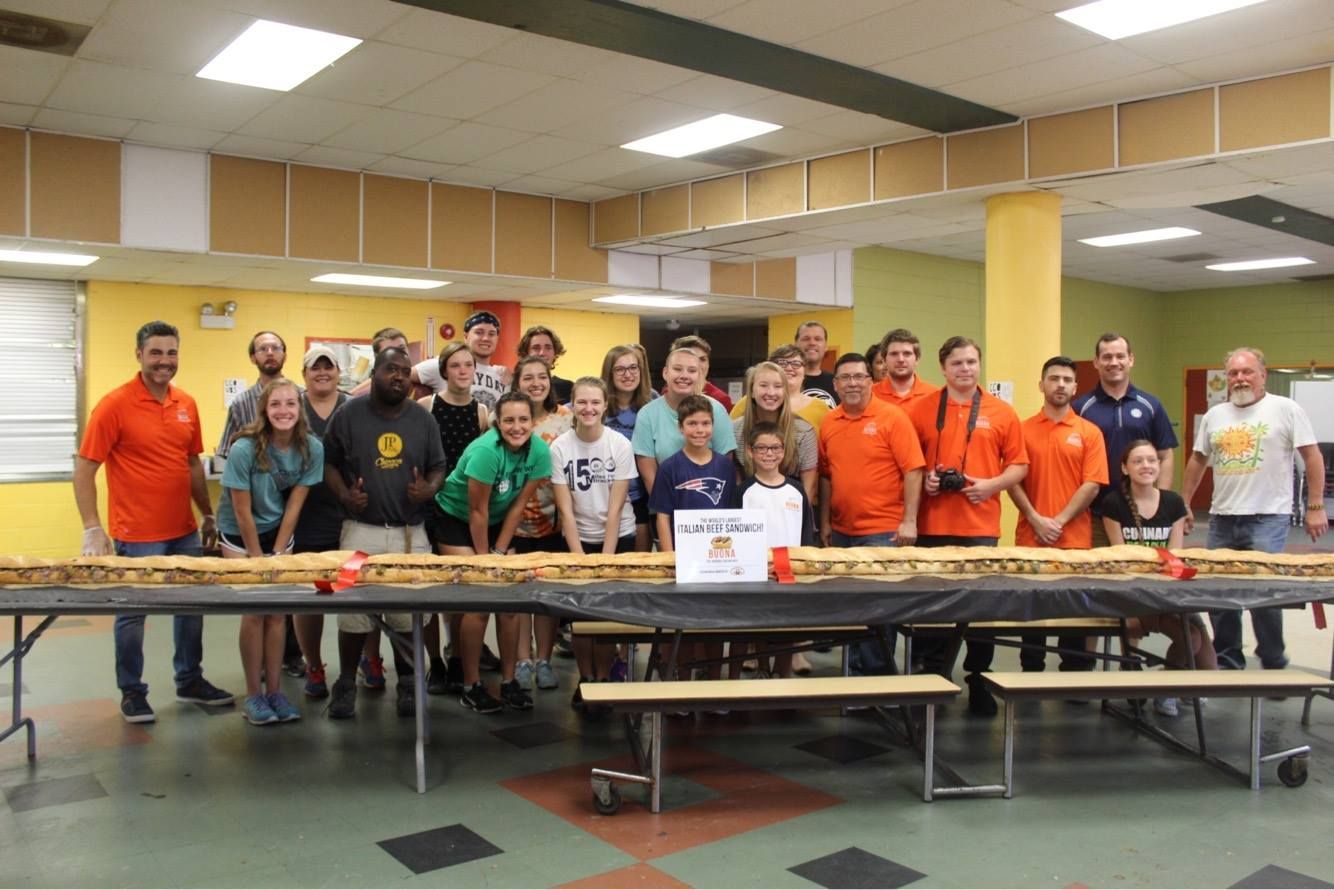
[691,145,786,169]
[0,9,90,56]
[1291,273,1334,282]
[1160,252,1221,263]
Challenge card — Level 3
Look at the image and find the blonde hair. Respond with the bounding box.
[231,378,312,474]
[737,362,799,478]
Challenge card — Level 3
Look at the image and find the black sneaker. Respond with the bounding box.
[396,682,416,718]
[571,680,588,713]
[500,680,533,711]
[121,691,155,724]
[282,656,306,678]
[328,676,356,719]
[966,674,998,717]
[460,683,503,714]
[445,656,465,694]
[427,659,450,696]
[479,644,502,673]
[175,677,235,707]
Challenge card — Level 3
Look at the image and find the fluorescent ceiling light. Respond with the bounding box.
[1056,0,1267,40]
[0,249,98,267]
[1078,226,1200,247]
[197,20,361,91]
[621,114,781,158]
[1205,257,1315,272]
[594,295,708,309]
[311,273,448,290]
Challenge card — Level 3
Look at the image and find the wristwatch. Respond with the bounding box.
[1307,503,1325,511]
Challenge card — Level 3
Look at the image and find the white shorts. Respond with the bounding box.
[335,520,429,633]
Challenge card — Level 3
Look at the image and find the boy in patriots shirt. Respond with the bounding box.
[649,394,740,549]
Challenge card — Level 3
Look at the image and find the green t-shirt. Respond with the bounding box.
[217,434,324,535]
[435,428,552,524]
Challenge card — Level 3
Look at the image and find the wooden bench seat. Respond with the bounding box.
[983,669,1334,794]
[583,675,961,813]
[570,621,868,640]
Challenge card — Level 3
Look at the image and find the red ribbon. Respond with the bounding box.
[1313,603,1327,630]
[772,546,796,585]
[1154,548,1197,580]
[315,550,369,594]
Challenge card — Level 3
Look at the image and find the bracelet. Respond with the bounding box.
[490,547,506,556]
[1308,503,1325,511]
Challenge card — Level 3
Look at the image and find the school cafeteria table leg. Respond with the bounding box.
[413,614,427,794]
[1002,699,1016,799]
[922,704,935,802]
[0,616,57,760]
[1249,697,1262,792]
[649,711,663,814]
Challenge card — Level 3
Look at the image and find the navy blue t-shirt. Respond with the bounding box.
[647,449,737,545]
[1073,383,1178,514]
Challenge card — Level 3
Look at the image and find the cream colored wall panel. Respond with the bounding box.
[1028,106,1114,179]
[807,150,870,211]
[593,193,639,243]
[874,137,944,200]
[0,128,24,236]
[289,164,359,262]
[122,144,207,252]
[431,183,492,273]
[946,125,1024,190]
[30,132,120,243]
[1118,89,1214,166]
[746,163,803,220]
[1220,68,1331,153]
[363,174,428,268]
[641,184,689,236]
[554,199,607,283]
[210,154,286,257]
[690,174,744,228]
[495,190,553,279]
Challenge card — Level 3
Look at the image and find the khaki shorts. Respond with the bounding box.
[336,519,429,633]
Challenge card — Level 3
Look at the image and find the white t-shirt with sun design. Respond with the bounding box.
[1193,394,1316,515]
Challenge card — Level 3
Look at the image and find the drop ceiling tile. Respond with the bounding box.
[239,94,375,144]
[439,165,515,188]
[739,126,851,158]
[325,108,457,155]
[705,0,901,44]
[722,232,835,253]
[594,158,729,191]
[213,133,309,160]
[475,79,639,134]
[151,77,283,131]
[477,136,602,175]
[0,103,37,127]
[729,93,845,128]
[946,43,1164,108]
[558,184,627,202]
[800,110,925,146]
[1173,28,1334,83]
[292,145,385,170]
[401,121,531,165]
[1121,0,1333,65]
[498,174,586,197]
[0,45,70,106]
[31,109,137,139]
[535,147,662,184]
[1001,67,1199,118]
[45,60,182,119]
[654,74,774,110]
[479,33,618,78]
[391,61,555,119]
[572,55,698,95]
[0,0,111,25]
[214,0,411,37]
[795,0,1036,67]
[548,95,707,145]
[126,122,228,151]
[367,156,458,180]
[76,0,250,75]
[297,41,464,106]
[671,248,745,260]
[374,9,516,57]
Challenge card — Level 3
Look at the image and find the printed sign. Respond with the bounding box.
[673,509,767,584]
[222,377,247,408]
[1206,369,1227,406]
[986,381,1014,404]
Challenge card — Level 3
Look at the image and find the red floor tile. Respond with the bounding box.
[558,862,693,888]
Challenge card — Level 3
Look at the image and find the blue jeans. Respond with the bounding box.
[114,532,204,696]
[1207,514,1290,669]
[833,531,898,674]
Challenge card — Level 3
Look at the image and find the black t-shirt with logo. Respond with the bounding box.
[323,396,446,527]
[1100,488,1189,548]
[803,371,839,407]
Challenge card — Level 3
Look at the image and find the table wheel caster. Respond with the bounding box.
[1277,754,1308,788]
[592,777,622,814]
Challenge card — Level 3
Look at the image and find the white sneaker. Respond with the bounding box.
[1154,696,1179,717]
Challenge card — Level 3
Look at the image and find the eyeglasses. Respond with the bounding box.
[751,444,784,454]
[834,373,871,383]
[612,365,640,376]
[773,359,803,369]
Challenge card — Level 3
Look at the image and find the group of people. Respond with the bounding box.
[75,312,1327,727]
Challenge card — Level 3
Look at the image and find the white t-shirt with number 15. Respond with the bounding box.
[549,428,638,542]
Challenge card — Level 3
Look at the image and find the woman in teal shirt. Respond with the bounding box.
[434,391,551,713]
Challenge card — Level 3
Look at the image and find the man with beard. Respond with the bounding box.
[217,331,291,460]
[413,311,510,409]
[795,321,838,408]
[74,320,234,723]
[1182,346,1328,670]
[1007,356,1108,672]
[321,347,447,718]
[871,328,938,408]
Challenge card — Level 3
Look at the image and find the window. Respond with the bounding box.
[0,277,81,482]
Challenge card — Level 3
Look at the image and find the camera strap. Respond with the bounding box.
[933,387,982,476]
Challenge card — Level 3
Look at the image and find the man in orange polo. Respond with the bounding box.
[908,336,1028,715]
[1008,356,1108,673]
[819,352,924,673]
[74,321,235,724]
[871,328,938,408]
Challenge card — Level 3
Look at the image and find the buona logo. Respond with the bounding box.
[708,534,735,559]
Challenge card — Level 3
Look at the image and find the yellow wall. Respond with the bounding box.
[518,306,639,380]
[767,308,854,358]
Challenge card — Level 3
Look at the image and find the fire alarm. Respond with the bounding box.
[440,323,455,339]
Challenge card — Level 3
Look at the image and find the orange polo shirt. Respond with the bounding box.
[872,375,938,409]
[79,374,204,543]
[818,398,925,536]
[1013,411,1108,548]
[908,388,1028,538]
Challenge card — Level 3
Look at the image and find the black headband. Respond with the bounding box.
[464,311,501,333]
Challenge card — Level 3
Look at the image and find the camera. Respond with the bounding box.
[936,467,967,492]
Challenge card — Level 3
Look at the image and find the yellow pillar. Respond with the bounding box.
[984,191,1062,543]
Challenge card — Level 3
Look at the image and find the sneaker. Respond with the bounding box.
[176,677,236,707]
[966,674,998,718]
[304,664,329,699]
[460,683,503,714]
[267,691,301,722]
[427,660,450,696]
[501,679,534,710]
[243,693,279,725]
[571,680,588,713]
[479,644,502,673]
[609,657,628,683]
[328,676,356,719]
[120,691,155,724]
[358,655,386,690]
[282,656,306,679]
[515,660,535,690]
[535,659,558,690]
[1154,696,1179,717]
[445,656,465,694]
[396,682,416,718]
[554,625,574,659]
